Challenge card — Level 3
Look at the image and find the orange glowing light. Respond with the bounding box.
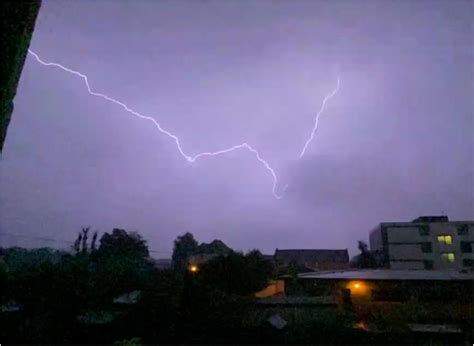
[189,265,198,272]
[346,281,369,296]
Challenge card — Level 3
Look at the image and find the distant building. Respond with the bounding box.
[274,249,349,272]
[369,216,474,270]
[262,254,274,262]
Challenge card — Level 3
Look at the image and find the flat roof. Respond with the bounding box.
[298,269,474,281]
[380,220,473,226]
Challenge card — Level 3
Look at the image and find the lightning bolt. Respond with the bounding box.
[299,76,340,158]
[27,49,287,199]
[27,49,338,199]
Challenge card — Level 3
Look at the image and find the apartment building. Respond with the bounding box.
[369,216,474,270]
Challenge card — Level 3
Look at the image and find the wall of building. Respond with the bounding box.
[369,225,383,252]
[0,1,41,152]
[255,280,285,298]
[330,279,474,324]
[375,221,474,270]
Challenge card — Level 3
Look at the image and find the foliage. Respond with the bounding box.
[97,228,149,259]
[114,337,142,346]
[171,232,198,270]
[90,229,153,302]
[197,239,232,255]
[73,227,98,253]
[1,247,65,272]
[281,309,361,344]
[0,257,7,303]
[0,228,155,343]
[199,250,274,295]
[171,233,235,270]
[351,240,383,268]
[2,231,471,344]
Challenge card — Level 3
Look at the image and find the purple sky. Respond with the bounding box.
[1,0,472,257]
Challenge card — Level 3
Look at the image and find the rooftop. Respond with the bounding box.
[298,269,474,281]
[412,215,449,223]
[274,249,349,264]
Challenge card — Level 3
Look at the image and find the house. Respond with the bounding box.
[297,269,474,330]
[274,248,349,272]
[255,280,285,298]
[369,216,474,270]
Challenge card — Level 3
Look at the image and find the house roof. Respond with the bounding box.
[274,249,349,264]
[298,269,474,281]
[262,254,274,262]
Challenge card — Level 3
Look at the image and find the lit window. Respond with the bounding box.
[441,253,455,263]
[437,235,453,245]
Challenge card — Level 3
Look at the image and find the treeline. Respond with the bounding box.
[1,228,389,344]
[0,228,284,343]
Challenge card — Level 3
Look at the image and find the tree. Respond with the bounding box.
[199,250,274,296]
[197,239,232,256]
[72,227,98,253]
[91,231,98,250]
[92,229,152,299]
[73,232,82,252]
[81,227,89,253]
[98,228,149,259]
[1,247,76,343]
[351,240,383,268]
[172,232,198,270]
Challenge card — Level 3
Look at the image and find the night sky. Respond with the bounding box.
[1,0,472,257]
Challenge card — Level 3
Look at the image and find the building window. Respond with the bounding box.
[441,252,455,263]
[423,260,434,269]
[437,235,453,245]
[421,242,432,253]
[457,224,469,236]
[460,241,472,253]
[463,259,474,267]
[418,225,430,236]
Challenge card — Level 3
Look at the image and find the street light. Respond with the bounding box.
[189,265,198,273]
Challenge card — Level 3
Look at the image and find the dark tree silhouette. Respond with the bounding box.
[98,228,149,259]
[199,250,274,295]
[81,227,90,253]
[90,231,98,251]
[197,239,232,255]
[351,240,382,268]
[172,232,198,270]
[73,232,82,253]
[89,229,152,303]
